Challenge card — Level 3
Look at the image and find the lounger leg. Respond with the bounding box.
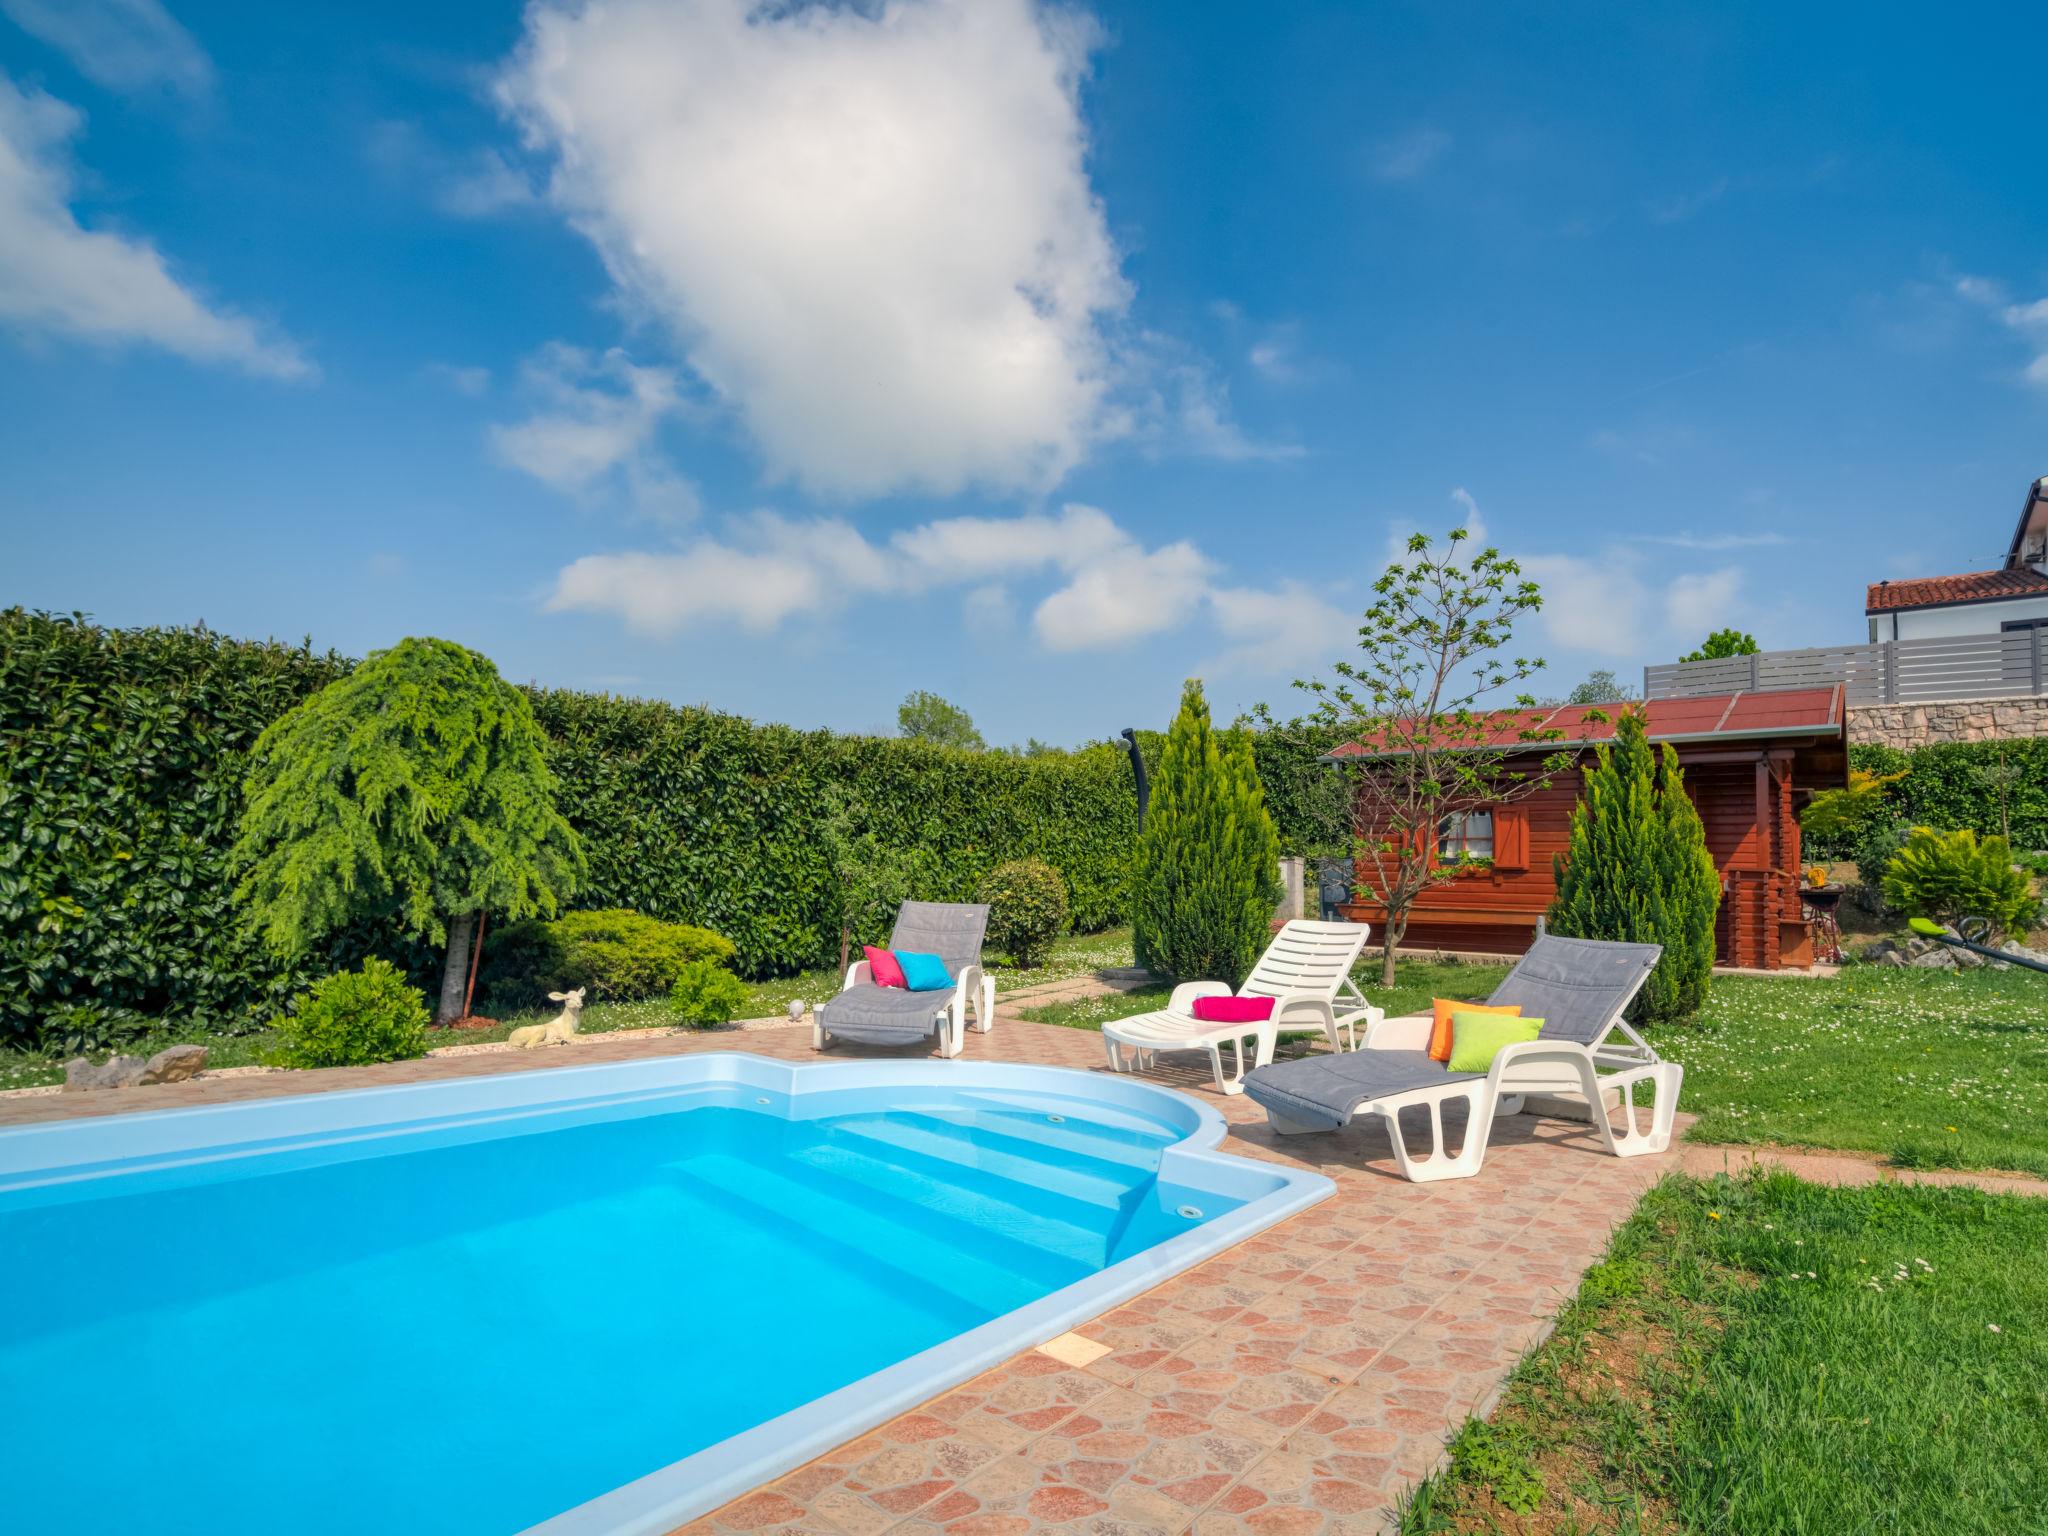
[976,975,995,1032]
[1379,1084,1493,1182]
[1264,1108,1329,1136]
[813,1018,828,1051]
[1103,1036,1127,1073]
[1596,1062,1683,1156]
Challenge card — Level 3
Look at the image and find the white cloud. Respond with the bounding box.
[490,344,697,519]
[496,0,1141,499]
[0,0,212,98]
[0,75,310,377]
[1644,177,1730,225]
[1955,272,2048,390]
[1632,530,1790,551]
[1367,126,1450,183]
[427,362,491,396]
[1203,583,1354,675]
[547,499,1329,671]
[367,120,537,218]
[1034,540,1212,651]
[1666,566,1744,637]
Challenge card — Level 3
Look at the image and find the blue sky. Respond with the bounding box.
[3,0,2044,744]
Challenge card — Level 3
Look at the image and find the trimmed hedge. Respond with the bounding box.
[1850,741,2048,852]
[0,612,1143,1043]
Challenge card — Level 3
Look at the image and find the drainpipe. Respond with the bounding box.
[1120,728,1149,830]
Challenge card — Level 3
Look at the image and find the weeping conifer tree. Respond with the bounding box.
[1131,679,1281,983]
[234,637,587,1023]
[1546,708,1719,1023]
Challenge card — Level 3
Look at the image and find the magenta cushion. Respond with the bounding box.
[863,945,907,989]
[1190,994,1275,1024]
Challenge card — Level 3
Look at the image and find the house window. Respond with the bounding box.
[1436,810,1494,864]
[2001,617,2048,632]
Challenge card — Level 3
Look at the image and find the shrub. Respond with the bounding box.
[549,909,736,1000]
[1881,827,2039,936]
[1547,709,1719,1023]
[273,957,430,1068]
[41,1003,150,1058]
[1849,819,1910,917]
[980,858,1070,967]
[1798,766,1907,858]
[667,959,750,1027]
[1850,740,2048,851]
[1130,680,1281,984]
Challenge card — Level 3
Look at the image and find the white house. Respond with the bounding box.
[1866,476,2048,641]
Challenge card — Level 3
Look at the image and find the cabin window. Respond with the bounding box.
[1436,810,1494,864]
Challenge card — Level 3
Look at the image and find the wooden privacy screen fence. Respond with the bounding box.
[1646,629,2048,705]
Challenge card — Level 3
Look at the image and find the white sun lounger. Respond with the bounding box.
[1243,935,1682,1182]
[1101,920,1377,1094]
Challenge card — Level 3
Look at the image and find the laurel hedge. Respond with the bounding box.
[1850,740,2048,851]
[0,611,1144,1045]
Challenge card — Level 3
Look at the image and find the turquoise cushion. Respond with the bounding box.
[1446,1012,1543,1074]
[894,950,954,992]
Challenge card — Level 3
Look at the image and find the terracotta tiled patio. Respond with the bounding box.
[0,1014,1680,1535]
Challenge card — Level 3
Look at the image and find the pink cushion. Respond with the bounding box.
[863,945,907,989]
[1190,994,1275,1024]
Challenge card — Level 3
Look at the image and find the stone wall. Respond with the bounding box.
[1848,696,2048,749]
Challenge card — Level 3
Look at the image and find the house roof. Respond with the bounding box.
[1863,566,2048,614]
[1324,687,1844,763]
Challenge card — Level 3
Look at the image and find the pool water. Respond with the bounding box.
[1,1079,1243,1534]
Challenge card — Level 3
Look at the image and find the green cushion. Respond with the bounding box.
[1447,1011,1543,1074]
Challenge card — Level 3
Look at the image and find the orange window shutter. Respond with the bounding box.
[1494,805,1529,871]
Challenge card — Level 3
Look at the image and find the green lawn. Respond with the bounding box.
[1401,1171,2048,1534]
[1656,965,2048,1179]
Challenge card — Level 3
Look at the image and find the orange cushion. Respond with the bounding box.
[1428,999,1520,1062]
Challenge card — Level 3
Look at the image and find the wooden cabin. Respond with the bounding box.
[1327,688,1850,970]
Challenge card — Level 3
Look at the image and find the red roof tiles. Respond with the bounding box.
[1326,688,1842,761]
[1864,567,2048,613]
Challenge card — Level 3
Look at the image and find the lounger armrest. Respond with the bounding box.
[952,963,989,1018]
[841,960,872,992]
[1269,991,1336,1030]
[1167,980,1234,1013]
[1362,1011,1433,1051]
[1486,1038,1594,1086]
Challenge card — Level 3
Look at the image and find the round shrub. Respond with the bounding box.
[479,909,737,1007]
[1881,827,2039,936]
[980,858,1070,968]
[274,957,430,1068]
[668,959,750,1028]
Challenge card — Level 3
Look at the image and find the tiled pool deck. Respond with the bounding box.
[0,1018,1679,1535]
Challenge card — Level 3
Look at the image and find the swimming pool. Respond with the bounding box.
[0,1053,1330,1535]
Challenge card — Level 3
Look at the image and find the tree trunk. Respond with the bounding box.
[438,910,477,1025]
[1378,911,1407,988]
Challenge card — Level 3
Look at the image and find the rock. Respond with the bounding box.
[1909,948,1957,969]
[1869,949,1907,967]
[139,1044,207,1084]
[63,1055,148,1091]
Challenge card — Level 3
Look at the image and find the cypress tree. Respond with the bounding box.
[1547,709,1719,1023]
[1131,680,1282,983]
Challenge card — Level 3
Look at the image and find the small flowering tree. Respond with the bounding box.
[1285,529,1574,986]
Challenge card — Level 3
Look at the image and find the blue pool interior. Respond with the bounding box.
[1,1076,1264,1535]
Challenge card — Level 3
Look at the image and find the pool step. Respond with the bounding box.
[681,1153,1044,1319]
[820,1113,1140,1218]
[789,1140,1109,1274]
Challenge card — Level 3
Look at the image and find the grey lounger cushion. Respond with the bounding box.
[817,984,953,1045]
[1487,936,1662,1046]
[1244,1050,1479,1131]
[889,901,989,974]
